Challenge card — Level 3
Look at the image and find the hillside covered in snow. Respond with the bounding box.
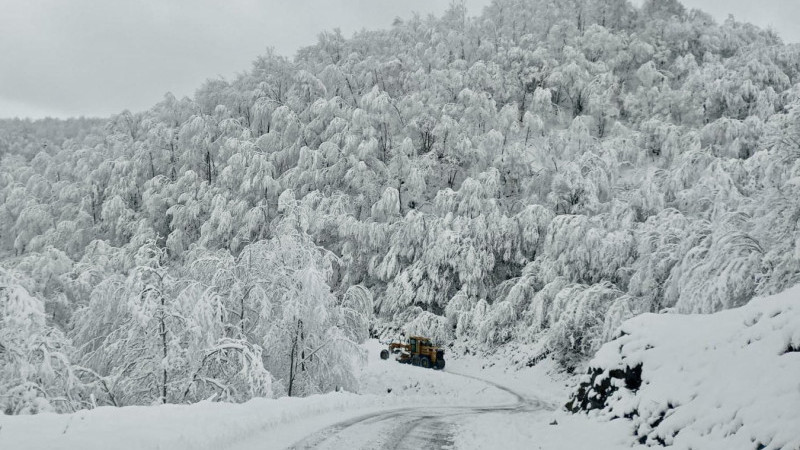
[1,0,800,431]
[567,284,800,449]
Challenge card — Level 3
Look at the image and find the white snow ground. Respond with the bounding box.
[3,283,799,450]
[584,284,800,449]
[0,340,630,450]
[0,341,508,449]
[444,355,633,450]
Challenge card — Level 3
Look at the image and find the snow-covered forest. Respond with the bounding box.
[2,0,800,416]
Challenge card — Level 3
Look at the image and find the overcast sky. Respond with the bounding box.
[1,0,797,119]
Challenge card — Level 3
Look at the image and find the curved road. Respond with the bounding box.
[287,372,551,450]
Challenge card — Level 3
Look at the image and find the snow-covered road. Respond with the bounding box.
[288,406,460,449]
[288,370,547,449]
[224,340,634,450]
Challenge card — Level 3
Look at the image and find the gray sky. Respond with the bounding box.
[0,0,797,119]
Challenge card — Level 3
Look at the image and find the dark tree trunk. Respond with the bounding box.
[160,295,168,404]
[288,319,302,397]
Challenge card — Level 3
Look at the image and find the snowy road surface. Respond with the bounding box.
[226,340,632,450]
[288,371,547,449]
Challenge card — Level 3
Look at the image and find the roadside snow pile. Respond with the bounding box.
[0,340,513,450]
[0,392,375,450]
[567,284,800,449]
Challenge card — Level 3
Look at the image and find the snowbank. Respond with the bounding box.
[0,340,513,450]
[0,392,376,450]
[568,284,800,449]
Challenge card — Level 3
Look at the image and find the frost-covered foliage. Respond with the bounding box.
[68,231,368,406]
[0,269,77,414]
[2,0,800,413]
[71,243,273,406]
[0,117,105,160]
[568,284,800,449]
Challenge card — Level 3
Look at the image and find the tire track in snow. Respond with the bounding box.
[384,414,454,450]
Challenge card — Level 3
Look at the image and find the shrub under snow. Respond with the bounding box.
[567,284,800,449]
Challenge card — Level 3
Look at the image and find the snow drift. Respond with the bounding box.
[567,284,800,449]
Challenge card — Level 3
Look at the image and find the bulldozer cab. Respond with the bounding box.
[409,336,430,353]
[409,336,432,352]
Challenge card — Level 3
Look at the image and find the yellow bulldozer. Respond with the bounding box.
[380,335,445,370]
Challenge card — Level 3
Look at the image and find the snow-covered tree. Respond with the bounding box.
[0,269,77,414]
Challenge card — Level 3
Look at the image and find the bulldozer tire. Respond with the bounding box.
[420,357,431,369]
[380,349,390,360]
[411,355,421,366]
[435,359,445,370]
